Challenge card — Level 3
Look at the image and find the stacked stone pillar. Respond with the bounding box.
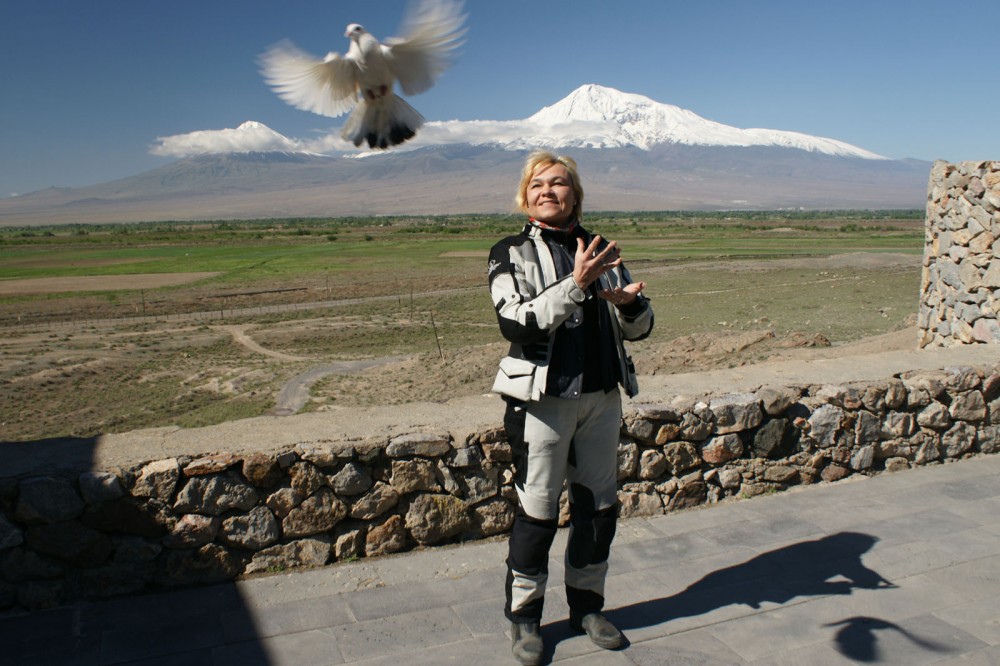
[919,160,1000,347]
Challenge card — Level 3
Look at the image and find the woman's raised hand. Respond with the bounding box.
[573,235,620,290]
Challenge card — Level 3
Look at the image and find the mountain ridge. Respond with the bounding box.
[0,85,931,225]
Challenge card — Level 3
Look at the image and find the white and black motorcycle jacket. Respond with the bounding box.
[487,221,654,402]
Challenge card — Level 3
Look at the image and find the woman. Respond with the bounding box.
[488,151,654,664]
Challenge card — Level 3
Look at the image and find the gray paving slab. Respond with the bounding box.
[5,454,1000,665]
[452,595,508,636]
[854,613,989,664]
[329,606,471,662]
[833,572,973,622]
[213,630,342,666]
[98,607,228,664]
[944,644,1000,665]
[919,555,1000,604]
[934,596,1000,646]
[707,596,858,661]
[621,629,746,666]
[121,651,216,666]
[348,632,513,666]
[220,593,354,642]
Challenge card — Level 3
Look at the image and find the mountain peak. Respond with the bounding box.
[529,84,664,125]
[516,84,884,159]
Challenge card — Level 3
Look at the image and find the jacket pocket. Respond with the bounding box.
[492,356,537,402]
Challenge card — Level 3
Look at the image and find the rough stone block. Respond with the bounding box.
[917,401,952,429]
[79,472,125,505]
[756,386,799,416]
[405,493,470,545]
[132,459,180,502]
[390,459,439,495]
[386,433,451,458]
[26,521,112,567]
[950,391,987,421]
[283,488,346,538]
[288,462,327,498]
[664,441,703,474]
[220,506,280,550]
[158,543,240,587]
[246,537,332,574]
[617,441,639,480]
[15,476,84,525]
[174,472,258,516]
[164,513,220,549]
[618,487,664,518]
[941,422,977,458]
[472,499,514,537]
[349,482,399,521]
[0,514,24,552]
[365,515,407,557]
[710,393,763,434]
[331,462,374,496]
[183,453,242,477]
[638,449,667,480]
[242,453,283,488]
[808,404,843,448]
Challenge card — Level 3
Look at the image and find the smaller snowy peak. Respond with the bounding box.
[518,84,885,159]
[152,121,319,158]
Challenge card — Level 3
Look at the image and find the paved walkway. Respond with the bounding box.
[4,452,1000,665]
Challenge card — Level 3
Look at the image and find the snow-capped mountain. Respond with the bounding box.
[0,84,930,225]
[151,120,314,158]
[405,84,884,159]
[511,84,885,159]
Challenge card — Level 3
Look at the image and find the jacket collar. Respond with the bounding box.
[524,218,584,242]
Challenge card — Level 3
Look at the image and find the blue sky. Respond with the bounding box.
[2,0,998,197]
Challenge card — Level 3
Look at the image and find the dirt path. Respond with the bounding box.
[271,357,411,415]
[213,325,311,362]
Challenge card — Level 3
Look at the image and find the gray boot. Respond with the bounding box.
[510,621,543,665]
[571,613,623,649]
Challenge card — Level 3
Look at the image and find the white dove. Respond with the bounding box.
[260,0,466,150]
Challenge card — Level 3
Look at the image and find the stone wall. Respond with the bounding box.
[1,363,998,611]
[919,160,1000,347]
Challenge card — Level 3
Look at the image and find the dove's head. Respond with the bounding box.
[345,23,366,40]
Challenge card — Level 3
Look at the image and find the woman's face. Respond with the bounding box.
[525,163,576,226]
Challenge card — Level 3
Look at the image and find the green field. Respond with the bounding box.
[0,211,926,442]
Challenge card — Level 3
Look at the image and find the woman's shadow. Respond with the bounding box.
[546,531,897,659]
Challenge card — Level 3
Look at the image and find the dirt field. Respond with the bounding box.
[0,250,921,443]
[0,272,220,295]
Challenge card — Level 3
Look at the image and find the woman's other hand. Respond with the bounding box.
[599,281,646,307]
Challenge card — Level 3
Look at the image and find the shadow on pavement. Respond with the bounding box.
[824,615,948,663]
[542,531,906,663]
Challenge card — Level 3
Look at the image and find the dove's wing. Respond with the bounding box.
[260,41,360,118]
[382,0,466,96]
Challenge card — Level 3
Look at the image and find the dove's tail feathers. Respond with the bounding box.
[341,94,424,149]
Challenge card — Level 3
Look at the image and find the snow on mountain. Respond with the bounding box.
[151,120,315,157]
[419,84,886,160]
[149,85,885,162]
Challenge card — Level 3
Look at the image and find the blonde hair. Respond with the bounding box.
[514,151,584,220]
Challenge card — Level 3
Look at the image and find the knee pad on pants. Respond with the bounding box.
[508,511,558,575]
[567,483,618,570]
